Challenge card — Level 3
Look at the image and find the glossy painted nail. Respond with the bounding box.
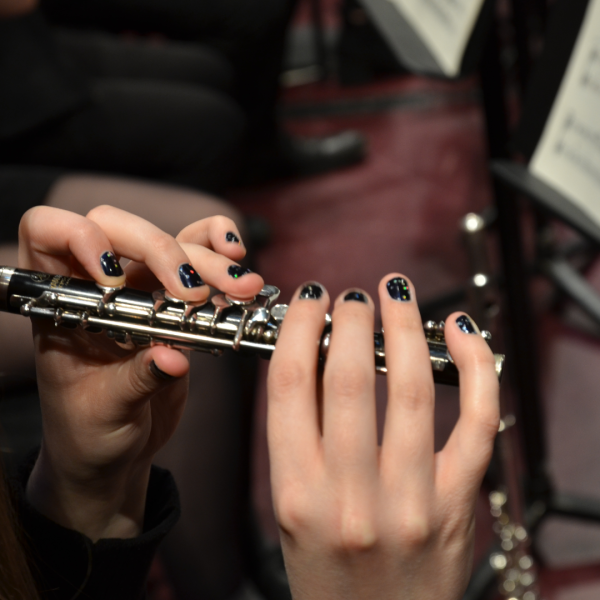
[100,251,123,277]
[228,265,251,279]
[299,283,323,300]
[387,277,411,301]
[226,231,241,244]
[456,315,477,334]
[150,361,177,381]
[344,291,368,303]
[179,263,204,288]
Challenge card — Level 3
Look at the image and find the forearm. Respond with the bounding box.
[26,447,152,542]
[0,0,38,17]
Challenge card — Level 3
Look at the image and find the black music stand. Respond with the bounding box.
[479,0,600,597]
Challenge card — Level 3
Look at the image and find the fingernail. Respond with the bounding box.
[179,263,204,288]
[344,291,368,303]
[299,283,323,300]
[387,277,411,301]
[150,361,177,381]
[456,315,477,334]
[100,251,123,277]
[226,231,241,245]
[228,265,251,279]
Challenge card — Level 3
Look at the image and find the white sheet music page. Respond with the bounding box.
[530,0,600,227]
[386,0,484,76]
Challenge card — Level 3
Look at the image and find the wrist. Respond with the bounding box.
[26,447,152,542]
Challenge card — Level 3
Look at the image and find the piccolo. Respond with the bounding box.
[0,267,504,386]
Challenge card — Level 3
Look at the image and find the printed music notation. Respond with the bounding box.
[386,0,484,76]
[580,39,600,93]
[420,0,467,32]
[553,113,600,186]
[530,0,600,228]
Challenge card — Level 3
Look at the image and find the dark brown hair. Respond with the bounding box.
[0,455,39,600]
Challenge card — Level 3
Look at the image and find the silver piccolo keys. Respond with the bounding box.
[0,267,505,386]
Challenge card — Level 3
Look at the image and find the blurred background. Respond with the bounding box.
[4,0,600,599]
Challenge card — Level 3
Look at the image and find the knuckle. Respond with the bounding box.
[389,381,433,412]
[85,204,113,221]
[268,360,307,398]
[327,365,370,401]
[18,206,44,238]
[211,214,235,231]
[335,511,378,552]
[151,232,177,256]
[396,511,433,549]
[274,485,312,535]
[474,404,501,440]
[127,362,155,398]
[471,348,497,372]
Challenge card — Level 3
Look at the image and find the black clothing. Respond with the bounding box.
[0,11,89,141]
[0,9,245,197]
[14,453,180,600]
[40,0,298,147]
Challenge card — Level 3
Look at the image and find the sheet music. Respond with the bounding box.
[386,0,485,76]
[531,0,600,228]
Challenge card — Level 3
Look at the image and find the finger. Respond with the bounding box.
[177,215,247,261]
[267,282,329,480]
[437,313,500,495]
[85,205,209,301]
[123,241,264,300]
[110,345,190,417]
[18,206,127,287]
[379,274,435,494]
[322,289,377,479]
[181,242,264,300]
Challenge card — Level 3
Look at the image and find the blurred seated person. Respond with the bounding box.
[38,0,368,181]
[0,204,499,599]
[0,0,245,195]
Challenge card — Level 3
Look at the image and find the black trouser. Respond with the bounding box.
[1,32,245,194]
[40,0,298,147]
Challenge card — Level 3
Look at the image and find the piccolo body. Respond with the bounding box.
[0,267,504,386]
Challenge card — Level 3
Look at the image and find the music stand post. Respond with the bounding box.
[465,5,600,599]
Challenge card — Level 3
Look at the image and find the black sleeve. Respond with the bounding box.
[13,453,180,600]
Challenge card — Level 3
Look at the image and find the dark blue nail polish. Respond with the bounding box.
[228,265,251,279]
[150,361,176,381]
[226,231,241,244]
[100,251,123,277]
[456,315,477,334]
[344,291,368,303]
[179,263,204,288]
[387,277,411,301]
[299,283,323,299]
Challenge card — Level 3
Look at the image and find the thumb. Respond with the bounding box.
[120,345,190,405]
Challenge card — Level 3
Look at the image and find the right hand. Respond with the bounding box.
[267,275,500,600]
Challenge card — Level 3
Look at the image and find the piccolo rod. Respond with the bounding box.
[0,267,504,386]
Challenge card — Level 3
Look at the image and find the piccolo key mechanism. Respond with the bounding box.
[0,267,505,386]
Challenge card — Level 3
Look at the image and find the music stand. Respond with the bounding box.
[490,0,600,586]
[357,0,494,78]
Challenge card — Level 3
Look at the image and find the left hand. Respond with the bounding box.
[19,205,264,541]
